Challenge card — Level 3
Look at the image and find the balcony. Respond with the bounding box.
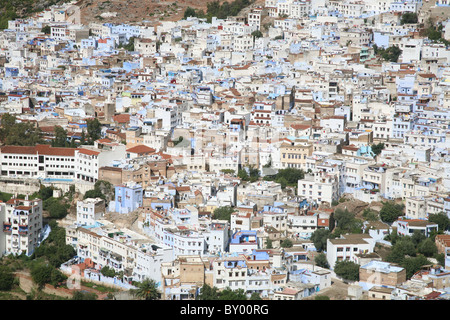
[3,222,12,233]
[18,225,28,235]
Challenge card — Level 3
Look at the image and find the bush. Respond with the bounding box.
[72,290,98,300]
[213,206,235,221]
[379,201,404,223]
[281,239,293,248]
[0,266,15,291]
[400,12,418,25]
[334,260,360,281]
[314,253,330,269]
[100,266,116,278]
[311,229,331,252]
[263,168,305,188]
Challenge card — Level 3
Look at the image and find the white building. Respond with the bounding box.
[326,234,376,269]
[76,198,105,226]
[0,197,43,257]
[297,171,340,205]
[75,221,173,284]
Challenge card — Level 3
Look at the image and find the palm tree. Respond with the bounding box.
[131,278,160,300]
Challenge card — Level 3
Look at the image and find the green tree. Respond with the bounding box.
[196,284,248,300]
[72,290,98,300]
[380,46,402,62]
[263,167,305,188]
[32,221,76,267]
[250,292,262,300]
[379,201,404,223]
[84,188,105,200]
[362,208,379,221]
[334,260,360,281]
[333,208,363,234]
[197,284,220,300]
[251,30,263,38]
[411,230,426,248]
[37,186,54,201]
[417,238,437,257]
[45,198,68,219]
[314,252,330,269]
[386,237,416,263]
[213,206,235,221]
[238,169,249,181]
[119,37,135,51]
[371,142,385,156]
[4,121,45,146]
[184,7,198,19]
[41,25,51,34]
[266,238,273,249]
[86,118,102,144]
[0,266,15,291]
[221,169,236,175]
[281,239,293,248]
[30,264,54,289]
[131,278,160,300]
[400,12,418,25]
[310,229,330,252]
[219,288,247,300]
[401,255,430,279]
[424,25,442,41]
[384,230,401,245]
[0,191,13,202]
[435,253,445,266]
[0,113,17,142]
[52,126,69,147]
[238,166,260,182]
[429,212,450,232]
[100,266,116,278]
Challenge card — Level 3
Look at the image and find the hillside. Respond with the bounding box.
[1,0,264,28]
[77,0,217,25]
[77,0,265,25]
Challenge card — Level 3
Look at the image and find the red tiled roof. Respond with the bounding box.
[36,144,76,156]
[0,144,76,157]
[291,124,311,130]
[77,148,100,156]
[113,114,130,123]
[0,145,38,155]
[318,218,329,227]
[126,145,156,154]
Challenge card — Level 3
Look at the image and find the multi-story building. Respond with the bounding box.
[297,171,340,205]
[114,182,143,214]
[161,255,209,300]
[0,143,125,183]
[288,212,318,239]
[0,197,43,256]
[326,233,376,269]
[395,218,439,237]
[75,222,173,284]
[359,260,406,289]
[76,198,105,226]
[0,144,76,180]
[280,141,313,170]
[229,230,259,254]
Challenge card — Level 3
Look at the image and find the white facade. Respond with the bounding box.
[326,234,376,269]
[76,198,105,226]
[0,198,43,257]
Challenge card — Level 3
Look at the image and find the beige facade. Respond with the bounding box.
[359,261,406,287]
[368,286,394,300]
[280,142,313,170]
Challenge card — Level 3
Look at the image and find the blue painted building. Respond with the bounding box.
[114,182,143,214]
